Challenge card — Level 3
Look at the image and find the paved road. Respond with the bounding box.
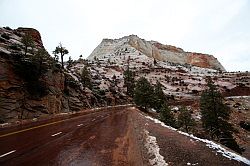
[0,107,141,166]
[0,106,248,166]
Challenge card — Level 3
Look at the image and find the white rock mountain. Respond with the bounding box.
[88,35,225,71]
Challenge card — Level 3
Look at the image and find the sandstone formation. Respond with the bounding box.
[0,27,129,123]
[16,27,44,48]
[88,35,225,71]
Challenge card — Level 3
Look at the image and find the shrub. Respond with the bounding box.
[1,33,10,40]
[239,121,250,131]
[9,44,22,51]
[159,104,176,127]
[3,26,12,30]
[177,107,195,132]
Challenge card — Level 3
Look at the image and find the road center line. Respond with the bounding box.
[0,150,16,158]
[0,105,130,138]
[77,124,83,127]
[0,120,65,138]
[91,119,96,121]
[51,132,62,137]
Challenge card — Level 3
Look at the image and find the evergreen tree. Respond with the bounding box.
[21,32,35,56]
[153,58,157,66]
[200,77,242,153]
[53,43,69,69]
[124,67,135,97]
[133,77,154,110]
[159,104,176,127]
[79,55,83,60]
[33,48,52,75]
[153,81,166,111]
[67,56,73,69]
[177,107,195,133]
[81,66,92,89]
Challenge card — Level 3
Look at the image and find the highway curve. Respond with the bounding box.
[0,106,248,166]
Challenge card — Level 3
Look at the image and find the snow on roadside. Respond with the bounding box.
[144,116,250,165]
[144,129,168,166]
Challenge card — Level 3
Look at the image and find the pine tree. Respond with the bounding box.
[53,43,69,69]
[153,81,166,111]
[33,48,52,75]
[177,107,195,132]
[79,55,83,60]
[133,77,153,110]
[21,32,35,56]
[67,56,73,69]
[81,66,92,89]
[200,77,242,153]
[159,104,176,127]
[124,67,135,97]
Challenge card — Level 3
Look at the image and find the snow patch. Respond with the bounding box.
[150,108,157,112]
[145,116,177,131]
[145,116,250,165]
[171,106,179,111]
[0,47,11,54]
[187,163,198,166]
[144,129,168,166]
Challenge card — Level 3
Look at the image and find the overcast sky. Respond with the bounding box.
[0,0,249,71]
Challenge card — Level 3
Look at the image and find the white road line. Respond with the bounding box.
[0,150,16,158]
[51,132,62,137]
[91,119,96,121]
[77,124,83,127]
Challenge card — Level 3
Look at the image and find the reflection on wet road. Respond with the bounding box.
[0,107,135,166]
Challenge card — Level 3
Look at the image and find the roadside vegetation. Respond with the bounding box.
[128,71,243,154]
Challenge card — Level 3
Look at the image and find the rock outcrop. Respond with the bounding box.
[16,27,44,48]
[0,27,131,123]
[88,35,225,71]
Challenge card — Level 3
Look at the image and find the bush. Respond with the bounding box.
[3,26,12,30]
[0,37,5,43]
[159,104,176,127]
[9,44,22,51]
[239,121,250,131]
[1,33,10,40]
[177,107,195,132]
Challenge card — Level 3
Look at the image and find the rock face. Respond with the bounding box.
[0,27,62,122]
[16,27,44,48]
[0,27,85,122]
[88,35,225,71]
[0,27,131,123]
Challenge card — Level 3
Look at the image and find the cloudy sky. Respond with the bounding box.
[0,0,249,71]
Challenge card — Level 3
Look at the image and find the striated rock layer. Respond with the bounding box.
[88,35,225,71]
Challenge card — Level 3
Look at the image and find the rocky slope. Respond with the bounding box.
[88,35,225,71]
[0,27,128,123]
[85,34,249,157]
[0,27,249,157]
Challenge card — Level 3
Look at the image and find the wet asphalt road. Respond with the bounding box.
[0,108,129,166]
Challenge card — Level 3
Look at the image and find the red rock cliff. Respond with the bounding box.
[17,27,44,48]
